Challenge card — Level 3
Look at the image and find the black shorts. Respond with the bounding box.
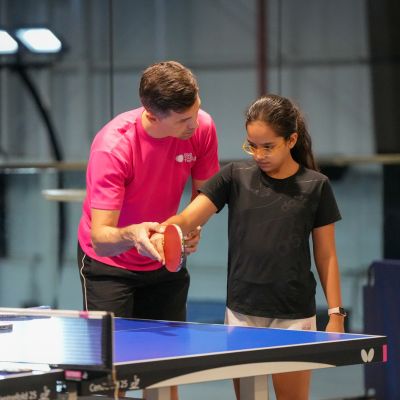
[77,243,190,321]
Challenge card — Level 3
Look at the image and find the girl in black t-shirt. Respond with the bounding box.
[153,94,345,400]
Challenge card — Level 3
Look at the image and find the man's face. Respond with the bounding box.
[156,96,201,140]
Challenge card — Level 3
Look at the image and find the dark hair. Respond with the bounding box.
[245,94,318,171]
[139,61,199,116]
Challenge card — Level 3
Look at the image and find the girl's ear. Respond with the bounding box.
[288,132,298,149]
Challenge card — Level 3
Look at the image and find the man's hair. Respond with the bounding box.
[139,61,199,116]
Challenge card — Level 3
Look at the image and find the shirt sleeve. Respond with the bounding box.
[198,162,233,212]
[313,179,342,228]
[88,150,130,210]
[190,115,220,181]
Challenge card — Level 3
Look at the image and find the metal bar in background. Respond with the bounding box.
[257,0,267,96]
[1,154,400,173]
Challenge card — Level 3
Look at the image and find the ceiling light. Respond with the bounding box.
[15,28,62,54]
[0,30,19,54]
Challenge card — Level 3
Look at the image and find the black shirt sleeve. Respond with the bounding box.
[198,162,233,212]
[313,179,342,228]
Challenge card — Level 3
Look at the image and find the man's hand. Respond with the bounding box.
[150,225,201,265]
[150,231,166,265]
[124,222,165,261]
[183,226,202,255]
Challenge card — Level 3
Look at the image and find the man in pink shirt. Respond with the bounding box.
[77,61,218,389]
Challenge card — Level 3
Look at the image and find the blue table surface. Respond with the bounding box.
[114,319,376,363]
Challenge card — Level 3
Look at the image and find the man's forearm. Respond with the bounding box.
[91,225,135,257]
[91,222,163,261]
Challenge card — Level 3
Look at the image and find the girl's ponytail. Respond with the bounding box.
[292,107,318,171]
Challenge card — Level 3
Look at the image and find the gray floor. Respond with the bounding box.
[128,364,370,399]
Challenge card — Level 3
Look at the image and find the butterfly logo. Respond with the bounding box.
[361,348,375,362]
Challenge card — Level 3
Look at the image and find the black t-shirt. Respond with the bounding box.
[199,160,341,319]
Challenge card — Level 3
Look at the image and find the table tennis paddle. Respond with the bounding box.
[163,224,185,272]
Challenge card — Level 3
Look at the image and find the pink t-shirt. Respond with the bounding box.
[78,107,219,271]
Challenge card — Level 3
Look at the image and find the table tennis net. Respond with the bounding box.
[0,308,113,371]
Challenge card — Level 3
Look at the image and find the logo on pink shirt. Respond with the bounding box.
[175,153,197,163]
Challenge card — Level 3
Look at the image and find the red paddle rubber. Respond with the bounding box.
[164,224,185,272]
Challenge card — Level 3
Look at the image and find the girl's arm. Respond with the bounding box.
[312,223,345,333]
[164,193,218,235]
[151,194,218,262]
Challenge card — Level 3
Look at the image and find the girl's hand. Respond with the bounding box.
[184,226,202,255]
[325,314,345,333]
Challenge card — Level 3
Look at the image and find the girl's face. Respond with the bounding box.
[245,121,297,176]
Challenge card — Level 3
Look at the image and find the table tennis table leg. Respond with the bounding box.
[240,375,269,400]
[144,387,171,400]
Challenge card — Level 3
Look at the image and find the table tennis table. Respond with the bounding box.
[0,308,387,400]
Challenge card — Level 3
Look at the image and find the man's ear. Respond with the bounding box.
[145,109,159,123]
